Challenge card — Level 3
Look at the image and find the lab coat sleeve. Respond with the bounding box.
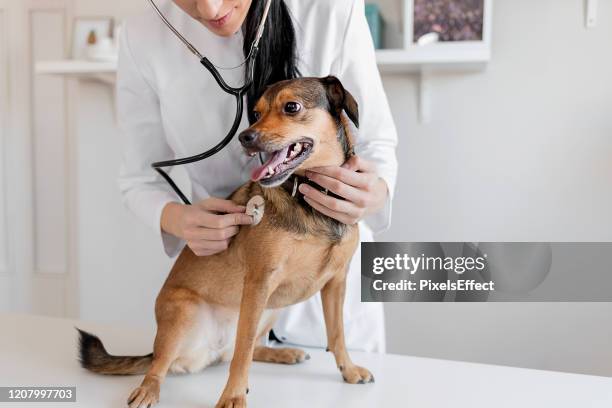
[116,24,190,258]
[333,0,399,234]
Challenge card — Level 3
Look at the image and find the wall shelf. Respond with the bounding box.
[376,48,489,74]
[37,49,489,79]
[36,60,117,85]
[36,46,491,123]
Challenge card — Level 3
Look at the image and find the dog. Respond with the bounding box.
[77,76,374,408]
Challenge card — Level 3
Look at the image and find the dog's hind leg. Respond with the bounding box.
[321,274,374,384]
[252,310,310,365]
[127,288,202,408]
[253,346,310,364]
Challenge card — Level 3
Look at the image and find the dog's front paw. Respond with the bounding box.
[340,364,375,384]
[127,380,160,408]
[215,394,246,408]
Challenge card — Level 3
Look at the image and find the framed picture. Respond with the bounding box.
[413,0,485,43]
[404,0,492,48]
[71,17,114,59]
[366,0,491,53]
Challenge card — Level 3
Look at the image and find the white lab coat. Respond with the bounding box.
[117,0,398,353]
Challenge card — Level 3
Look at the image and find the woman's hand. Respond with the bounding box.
[299,155,388,225]
[161,198,253,256]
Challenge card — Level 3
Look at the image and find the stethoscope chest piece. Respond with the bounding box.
[246,195,265,225]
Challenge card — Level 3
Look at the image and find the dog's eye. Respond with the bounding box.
[253,111,261,121]
[283,102,302,115]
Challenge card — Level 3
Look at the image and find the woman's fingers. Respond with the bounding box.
[299,156,387,224]
[192,198,253,228]
[303,197,355,225]
[186,224,239,257]
[306,156,377,188]
[300,184,364,224]
[192,211,253,229]
[199,197,246,214]
[215,212,253,227]
[175,197,256,257]
[184,225,239,241]
[305,166,369,189]
[299,183,354,215]
[301,172,369,207]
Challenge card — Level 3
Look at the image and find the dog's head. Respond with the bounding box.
[239,76,359,187]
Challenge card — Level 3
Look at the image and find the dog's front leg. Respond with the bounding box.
[321,274,374,384]
[215,274,273,408]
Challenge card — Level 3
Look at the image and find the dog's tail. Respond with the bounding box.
[77,328,153,375]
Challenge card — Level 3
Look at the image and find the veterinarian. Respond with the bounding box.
[117,0,398,353]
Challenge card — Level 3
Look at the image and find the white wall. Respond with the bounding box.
[1,0,76,316]
[380,0,612,243]
[8,0,611,377]
[377,0,612,376]
[73,0,145,20]
[0,0,10,311]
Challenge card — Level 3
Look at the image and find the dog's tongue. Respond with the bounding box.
[250,146,290,181]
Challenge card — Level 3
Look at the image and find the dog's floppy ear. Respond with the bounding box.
[320,76,360,128]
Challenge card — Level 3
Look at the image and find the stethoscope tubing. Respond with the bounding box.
[146,0,269,205]
[151,55,255,169]
[151,56,255,205]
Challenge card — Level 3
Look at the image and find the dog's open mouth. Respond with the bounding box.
[249,139,314,186]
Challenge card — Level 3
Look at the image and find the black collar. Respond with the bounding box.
[280,174,345,201]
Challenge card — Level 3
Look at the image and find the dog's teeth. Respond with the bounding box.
[268,166,275,175]
[289,145,300,158]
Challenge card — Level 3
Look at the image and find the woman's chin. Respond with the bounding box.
[203,21,241,38]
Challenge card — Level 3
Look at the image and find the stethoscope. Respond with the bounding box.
[146,0,273,205]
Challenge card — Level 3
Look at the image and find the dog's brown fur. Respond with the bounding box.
[78,76,373,408]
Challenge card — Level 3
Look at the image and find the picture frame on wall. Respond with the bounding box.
[71,17,114,59]
[413,0,485,44]
[365,0,492,59]
[403,0,492,51]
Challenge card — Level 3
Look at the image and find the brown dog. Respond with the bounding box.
[77,76,373,408]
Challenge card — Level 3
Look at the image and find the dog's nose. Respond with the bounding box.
[239,129,259,147]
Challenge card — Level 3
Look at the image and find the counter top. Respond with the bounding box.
[0,313,610,407]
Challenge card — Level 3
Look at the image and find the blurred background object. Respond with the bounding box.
[413,0,484,42]
[71,17,115,59]
[365,3,384,49]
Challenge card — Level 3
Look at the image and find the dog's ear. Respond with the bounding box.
[320,76,360,128]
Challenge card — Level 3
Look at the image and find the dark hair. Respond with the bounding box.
[242,0,300,124]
